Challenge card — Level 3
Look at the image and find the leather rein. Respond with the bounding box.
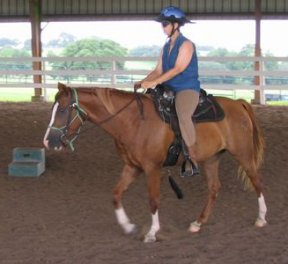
[56,88,144,151]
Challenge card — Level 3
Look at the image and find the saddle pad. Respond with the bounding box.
[193,94,225,123]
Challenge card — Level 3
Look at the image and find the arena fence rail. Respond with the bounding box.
[0,56,288,104]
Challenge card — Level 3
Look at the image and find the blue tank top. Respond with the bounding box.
[162,34,200,93]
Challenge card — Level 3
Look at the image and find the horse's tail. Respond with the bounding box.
[237,99,265,190]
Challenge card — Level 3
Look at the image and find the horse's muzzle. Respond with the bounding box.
[43,129,65,151]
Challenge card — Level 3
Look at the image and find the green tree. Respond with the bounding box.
[239,44,255,56]
[207,47,233,57]
[204,48,240,84]
[45,33,76,49]
[0,47,31,81]
[0,47,30,70]
[238,44,278,71]
[50,38,127,82]
[199,61,228,84]
[0,38,19,48]
[23,39,31,50]
[239,44,280,85]
[203,44,281,85]
[0,47,29,57]
[128,45,161,57]
[205,45,264,84]
[262,51,278,71]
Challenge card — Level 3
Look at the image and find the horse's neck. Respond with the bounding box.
[80,89,141,136]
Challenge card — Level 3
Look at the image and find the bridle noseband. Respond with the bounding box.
[50,88,88,151]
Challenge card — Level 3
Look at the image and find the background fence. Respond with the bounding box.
[1,56,288,103]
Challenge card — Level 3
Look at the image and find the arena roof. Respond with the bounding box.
[1,0,288,22]
[2,0,286,103]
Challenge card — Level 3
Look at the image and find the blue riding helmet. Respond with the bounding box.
[155,6,193,25]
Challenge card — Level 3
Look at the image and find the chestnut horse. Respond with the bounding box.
[43,83,267,242]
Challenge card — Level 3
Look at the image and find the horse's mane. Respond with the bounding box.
[95,88,116,114]
[56,84,149,115]
[76,87,143,115]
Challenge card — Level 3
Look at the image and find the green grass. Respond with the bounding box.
[0,88,34,101]
[267,101,288,105]
[0,88,57,102]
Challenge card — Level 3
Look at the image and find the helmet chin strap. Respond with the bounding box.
[168,23,179,38]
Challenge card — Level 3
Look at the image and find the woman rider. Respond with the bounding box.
[135,6,200,176]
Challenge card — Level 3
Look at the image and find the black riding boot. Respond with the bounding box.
[180,140,200,177]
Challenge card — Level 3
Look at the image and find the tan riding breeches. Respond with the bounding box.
[175,89,199,148]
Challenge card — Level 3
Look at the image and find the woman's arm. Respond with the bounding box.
[134,49,163,88]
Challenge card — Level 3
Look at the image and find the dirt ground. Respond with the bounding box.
[0,101,287,264]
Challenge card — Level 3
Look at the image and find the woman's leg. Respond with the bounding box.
[175,89,199,173]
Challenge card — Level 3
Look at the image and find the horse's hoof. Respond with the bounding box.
[189,221,201,233]
[143,234,157,243]
[123,223,137,235]
[255,218,267,227]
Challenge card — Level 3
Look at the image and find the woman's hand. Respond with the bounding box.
[141,80,157,89]
[134,81,142,90]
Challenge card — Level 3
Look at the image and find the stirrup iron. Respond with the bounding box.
[181,159,199,177]
[181,140,199,177]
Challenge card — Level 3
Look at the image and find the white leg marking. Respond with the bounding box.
[43,102,59,148]
[189,221,202,233]
[144,211,160,243]
[255,193,268,227]
[115,207,136,234]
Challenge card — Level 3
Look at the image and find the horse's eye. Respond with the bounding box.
[58,107,67,113]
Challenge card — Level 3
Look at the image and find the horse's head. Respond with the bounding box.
[43,83,87,151]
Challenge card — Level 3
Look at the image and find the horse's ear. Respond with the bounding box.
[58,82,70,93]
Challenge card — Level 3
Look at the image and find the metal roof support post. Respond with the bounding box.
[30,0,44,102]
[252,0,262,104]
